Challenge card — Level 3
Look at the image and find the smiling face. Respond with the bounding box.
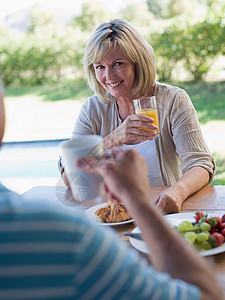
[93,45,136,101]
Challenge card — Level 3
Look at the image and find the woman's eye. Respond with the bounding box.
[114,62,123,66]
[95,65,104,70]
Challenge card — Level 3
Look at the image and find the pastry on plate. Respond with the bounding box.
[95,200,131,223]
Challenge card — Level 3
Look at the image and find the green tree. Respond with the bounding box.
[182,15,225,80]
[167,0,187,17]
[119,2,153,35]
[146,0,224,19]
[146,0,174,19]
[27,5,56,33]
[150,24,185,81]
[71,0,110,32]
[151,8,225,81]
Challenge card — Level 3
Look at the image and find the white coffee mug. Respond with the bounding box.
[60,135,104,202]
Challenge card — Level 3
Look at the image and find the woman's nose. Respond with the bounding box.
[105,67,114,80]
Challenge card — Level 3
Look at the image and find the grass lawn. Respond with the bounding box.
[5,81,225,122]
[212,152,225,185]
[4,80,225,185]
[5,80,93,103]
[177,81,225,124]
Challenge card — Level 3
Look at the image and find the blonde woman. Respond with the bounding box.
[60,19,215,214]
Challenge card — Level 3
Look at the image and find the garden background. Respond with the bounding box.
[0,0,225,193]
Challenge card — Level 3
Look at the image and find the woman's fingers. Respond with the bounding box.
[128,114,155,123]
[124,115,158,135]
[112,113,158,145]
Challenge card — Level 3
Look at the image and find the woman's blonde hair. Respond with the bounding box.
[84,18,156,104]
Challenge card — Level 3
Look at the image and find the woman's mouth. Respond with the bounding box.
[107,80,123,87]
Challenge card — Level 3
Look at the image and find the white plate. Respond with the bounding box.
[86,203,134,226]
[130,212,225,257]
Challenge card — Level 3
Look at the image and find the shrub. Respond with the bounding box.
[150,12,225,81]
[0,31,86,86]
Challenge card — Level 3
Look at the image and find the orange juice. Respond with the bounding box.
[136,108,159,132]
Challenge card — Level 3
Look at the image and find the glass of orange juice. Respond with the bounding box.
[133,96,159,135]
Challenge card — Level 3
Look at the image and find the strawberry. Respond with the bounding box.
[195,211,205,223]
[220,223,225,230]
[222,214,225,223]
[215,217,222,229]
[210,227,219,234]
[208,216,222,230]
[221,229,225,237]
[211,232,225,247]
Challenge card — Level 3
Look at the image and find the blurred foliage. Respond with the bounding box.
[119,2,154,36]
[70,0,110,32]
[176,81,225,123]
[0,0,224,85]
[150,8,225,81]
[5,79,92,102]
[150,24,185,81]
[183,14,225,80]
[146,0,176,19]
[28,4,57,33]
[211,152,225,185]
[0,26,86,85]
[146,0,224,19]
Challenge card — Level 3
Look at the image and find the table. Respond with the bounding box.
[22,184,225,295]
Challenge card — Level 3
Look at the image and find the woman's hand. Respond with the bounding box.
[154,185,187,214]
[103,114,158,148]
[155,167,210,214]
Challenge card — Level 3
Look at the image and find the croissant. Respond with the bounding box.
[95,200,131,223]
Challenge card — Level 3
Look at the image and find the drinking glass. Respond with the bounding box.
[133,96,159,135]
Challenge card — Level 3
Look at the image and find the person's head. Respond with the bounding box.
[84,18,156,104]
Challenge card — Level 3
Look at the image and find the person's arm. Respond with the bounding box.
[75,212,201,299]
[155,88,215,213]
[62,105,157,187]
[154,166,209,213]
[77,150,223,300]
[123,188,222,300]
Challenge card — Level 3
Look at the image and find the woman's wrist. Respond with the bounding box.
[103,131,119,149]
[172,181,189,202]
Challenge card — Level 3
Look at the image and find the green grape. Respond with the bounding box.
[193,223,201,233]
[203,231,210,238]
[196,232,209,242]
[184,232,196,244]
[200,222,211,232]
[199,241,213,250]
[177,221,194,232]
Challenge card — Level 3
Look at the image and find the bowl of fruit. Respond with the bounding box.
[129,212,225,256]
[173,211,225,255]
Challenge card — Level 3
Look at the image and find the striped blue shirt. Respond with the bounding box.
[0,183,200,299]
